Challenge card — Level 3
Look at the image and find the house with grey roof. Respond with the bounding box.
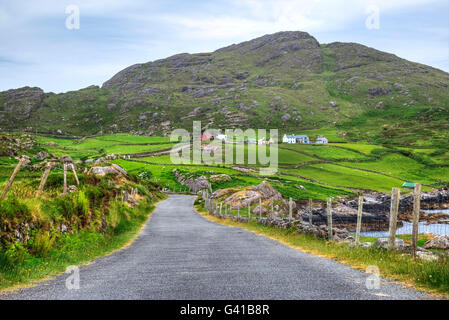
[282,134,309,144]
[315,136,328,144]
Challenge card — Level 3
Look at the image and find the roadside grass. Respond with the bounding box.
[0,197,164,291]
[195,203,449,298]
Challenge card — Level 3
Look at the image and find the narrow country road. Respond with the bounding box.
[1,195,430,300]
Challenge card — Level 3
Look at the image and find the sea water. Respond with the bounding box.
[361,209,449,237]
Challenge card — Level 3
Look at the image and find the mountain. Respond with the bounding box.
[1,31,448,147]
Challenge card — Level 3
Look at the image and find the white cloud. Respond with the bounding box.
[164,0,445,40]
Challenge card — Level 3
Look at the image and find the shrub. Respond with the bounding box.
[29,230,57,257]
[0,242,29,270]
[0,198,31,221]
[74,190,89,217]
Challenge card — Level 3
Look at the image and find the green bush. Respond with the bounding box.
[0,242,29,270]
[29,230,57,257]
[0,198,31,220]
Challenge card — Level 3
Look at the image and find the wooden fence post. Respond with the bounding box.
[412,183,422,258]
[248,203,251,219]
[308,198,313,225]
[355,194,364,245]
[0,157,26,201]
[289,197,293,221]
[388,188,401,249]
[70,163,79,186]
[327,198,333,240]
[63,163,68,194]
[37,162,53,198]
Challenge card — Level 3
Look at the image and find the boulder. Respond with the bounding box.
[111,164,127,176]
[374,238,405,250]
[88,165,126,177]
[416,251,439,262]
[423,235,449,250]
[173,169,211,193]
[34,151,49,160]
[210,174,232,182]
[59,155,74,163]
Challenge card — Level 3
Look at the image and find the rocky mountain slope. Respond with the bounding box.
[1,31,448,147]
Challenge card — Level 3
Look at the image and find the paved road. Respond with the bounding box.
[2,195,430,300]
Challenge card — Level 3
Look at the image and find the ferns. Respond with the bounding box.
[30,230,57,257]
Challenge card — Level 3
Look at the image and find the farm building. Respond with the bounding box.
[258,138,274,145]
[215,134,227,141]
[315,136,328,144]
[402,182,418,189]
[282,134,309,144]
[199,133,213,141]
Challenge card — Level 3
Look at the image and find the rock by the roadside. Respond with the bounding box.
[173,169,211,193]
[34,151,49,160]
[88,166,126,177]
[416,251,439,262]
[111,164,127,176]
[210,174,232,182]
[374,238,405,250]
[59,155,74,163]
[423,235,449,250]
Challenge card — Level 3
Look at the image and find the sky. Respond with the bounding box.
[0,0,448,93]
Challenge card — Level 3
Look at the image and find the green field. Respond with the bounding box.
[3,132,448,200]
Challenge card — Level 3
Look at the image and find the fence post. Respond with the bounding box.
[327,198,333,240]
[289,197,293,221]
[37,162,53,198]
[63,163,68,195]
[412,183,422,259]
[388,188,401,250]
[0,157,26,201]
[355,194,364,245]
[248,203,251,220]
[308,198,313,225]
[70,163,79,186]
[220,202,223,215]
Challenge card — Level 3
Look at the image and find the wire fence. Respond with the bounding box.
[201,185,449,254]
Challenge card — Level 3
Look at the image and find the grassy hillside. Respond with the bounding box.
[0,31,447,149]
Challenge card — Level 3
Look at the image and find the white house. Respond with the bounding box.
[258,138,274,145]
[216,134,227,141]
[315,136,328,144]
[282,134,309,144]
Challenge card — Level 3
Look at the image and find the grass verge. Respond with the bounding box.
[195,201,449,299]
[0,196,165,292]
